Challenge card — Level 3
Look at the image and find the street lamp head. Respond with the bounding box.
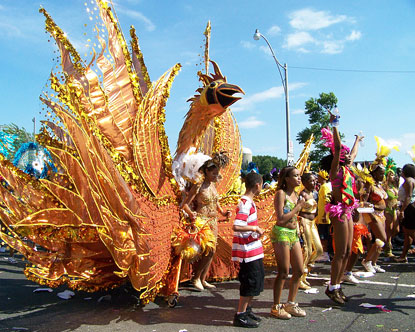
[253,29,261,41]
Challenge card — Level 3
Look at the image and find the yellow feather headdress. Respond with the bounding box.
[351,164,375,186]
[317,169,329,180]
[370,136,400,172]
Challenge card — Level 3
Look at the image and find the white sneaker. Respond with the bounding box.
[343,272,360,284]
[373,264,385,273]
[362,260,376,273]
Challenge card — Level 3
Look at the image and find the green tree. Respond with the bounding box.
[251,155,286,175]
[296,92,340,168]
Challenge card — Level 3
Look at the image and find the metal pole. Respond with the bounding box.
[32,117,36,138]
[253,30,294,166]
[284,64,293,166]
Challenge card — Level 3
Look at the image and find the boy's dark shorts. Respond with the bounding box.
[238,258,264,297]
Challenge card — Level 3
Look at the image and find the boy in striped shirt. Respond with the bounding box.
[232,172,264,328]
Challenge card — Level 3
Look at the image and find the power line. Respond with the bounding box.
[289,65,415,74]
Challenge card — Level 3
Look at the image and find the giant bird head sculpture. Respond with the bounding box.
[176,61,244,156]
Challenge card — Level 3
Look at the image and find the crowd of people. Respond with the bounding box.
[178,112,414,329]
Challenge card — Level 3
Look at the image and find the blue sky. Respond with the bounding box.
[1,0,414,167]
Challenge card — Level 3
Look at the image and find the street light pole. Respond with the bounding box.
[253,29,294,166]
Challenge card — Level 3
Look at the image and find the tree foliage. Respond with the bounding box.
[296,92,340,168]
[251,155,286,175]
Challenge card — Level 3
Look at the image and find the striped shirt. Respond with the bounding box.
[232,196,264,263]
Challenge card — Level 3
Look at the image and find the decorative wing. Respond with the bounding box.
[133,65,181,199]
[0,1,182,303]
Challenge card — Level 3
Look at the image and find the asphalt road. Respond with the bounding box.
[1,250,414,332]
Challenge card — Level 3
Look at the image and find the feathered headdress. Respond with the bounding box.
[350,163,375,186]
[202,151,229,170]
[321,127,350,162]
[318,169,329,180]
[385,158,397,175]
[370,136,400,172]
[246,161,259,174]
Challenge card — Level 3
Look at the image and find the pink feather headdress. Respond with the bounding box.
[321,127,350,162]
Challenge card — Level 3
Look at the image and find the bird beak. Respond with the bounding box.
[216,83,244,108]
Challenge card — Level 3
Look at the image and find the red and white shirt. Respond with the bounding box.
[232,196,264,263]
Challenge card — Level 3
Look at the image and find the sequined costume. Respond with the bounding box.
[271,196,300,248]
[362,183,388,224]
[325,167,359,220]
[194,184,220,239]
[300,198,323,267]
[385,187,399,216]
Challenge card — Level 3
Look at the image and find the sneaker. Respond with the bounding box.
[361,260,376,273]
[284,302,306,317]
[270,304,291,320]
[373,264,385,273]
[343,272,360,284]
[233,312,259,328]
[338,288,349,302]
[325,287,345,305]
[246,306,261,322]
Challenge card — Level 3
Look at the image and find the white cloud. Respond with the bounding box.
[289,8,348,31]
[180,51,199,66]
[233,86,284,112]
[232,83,307,112]
[346,30,362,41]
[283,8,360,54]
[241,40,255,49]
[283,29,360,55]
[284,31,314,50]
[0,21,22,38]
[321,40,344,54]
[292,109,305,115]
[259,45,272,56]
[296,47,310,54]
[239,116,265,129]
[267,25,281,36]
[116,7,155,31]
